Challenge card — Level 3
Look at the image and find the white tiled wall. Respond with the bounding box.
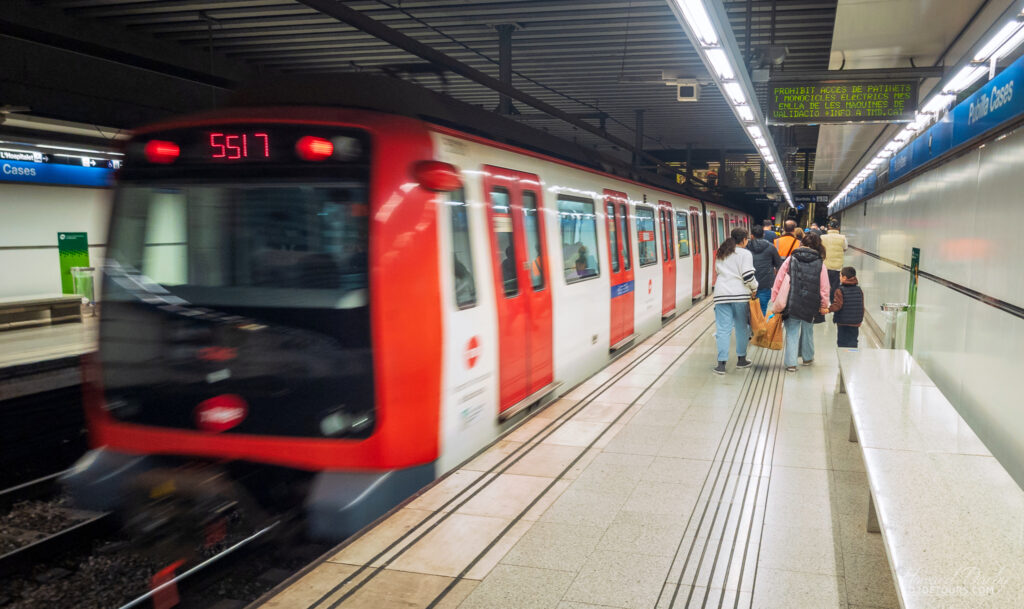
[840,125,1024,490]
[0,182,111,298]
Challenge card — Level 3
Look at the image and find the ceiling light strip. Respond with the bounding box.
[830,5,1024,212]
[667,0,794,207]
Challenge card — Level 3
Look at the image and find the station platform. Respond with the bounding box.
[0,316,96,485]
[257,303,902,609]
[0,317,96,400]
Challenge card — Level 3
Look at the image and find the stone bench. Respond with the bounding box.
[837,348,1024,608]
[0,295,83,331]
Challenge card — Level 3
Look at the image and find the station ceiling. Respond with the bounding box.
[814,0,1016,191]
[7,0,837,166]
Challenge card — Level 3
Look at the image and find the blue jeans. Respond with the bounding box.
[784,317,815,367]
[715,302,750,362]
[755,288,771,315]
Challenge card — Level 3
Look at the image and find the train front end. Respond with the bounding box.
[63,108,446,541]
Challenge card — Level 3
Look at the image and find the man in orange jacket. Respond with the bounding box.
[775,220,800,257]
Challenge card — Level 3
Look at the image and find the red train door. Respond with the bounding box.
[659,202,676,316]
[605,190,634,349]
[709,210,719,285]
[484,166,553,413]
[689,207,702,298]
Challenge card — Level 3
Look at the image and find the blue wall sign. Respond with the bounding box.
[611,280,635,298]
[0,159,112,188]
[953,57,1024,144]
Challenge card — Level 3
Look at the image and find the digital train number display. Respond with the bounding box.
[123,124,371,176]
[208,132,270,160]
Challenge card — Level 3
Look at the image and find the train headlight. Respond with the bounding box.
[413,160,462,192]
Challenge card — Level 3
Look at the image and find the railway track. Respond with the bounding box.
[0,471,64,512]
[0,488,328,609]
[0,471,115,580]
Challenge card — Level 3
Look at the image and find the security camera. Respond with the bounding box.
[676,80,701,102]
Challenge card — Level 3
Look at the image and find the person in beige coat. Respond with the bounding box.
[820,220,848,300]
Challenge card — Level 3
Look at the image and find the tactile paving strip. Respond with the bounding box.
[657,344,786,609]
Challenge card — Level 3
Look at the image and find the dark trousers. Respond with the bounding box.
[837,325,859,348]
[827,270,841,302]
[822,270,841,325]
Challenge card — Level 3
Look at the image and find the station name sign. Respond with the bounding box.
[768,80,918,125]
[0,159,112,188]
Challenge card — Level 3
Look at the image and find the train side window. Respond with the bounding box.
[659,210,667,261]
[557,195,600,284]
[448,189,476,309]
[522,191,545,291]
[619,205,632,271]
[662,209,674,260]
[716,217,725,243]
[690,211,701,253]
[491,187,519,297]
[606,202,620,273]
[676,213,691,257]
[636,206,657,267]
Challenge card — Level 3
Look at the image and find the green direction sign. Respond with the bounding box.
[906,247,920,354]
[768,80,918,125]
[57,232,89,294]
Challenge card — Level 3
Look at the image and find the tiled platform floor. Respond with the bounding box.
[260,304,898,609]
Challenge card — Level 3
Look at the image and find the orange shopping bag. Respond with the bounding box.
[755,311,784,350]
[749,296,767,340]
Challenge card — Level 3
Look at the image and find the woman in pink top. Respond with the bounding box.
[771,233,830,372]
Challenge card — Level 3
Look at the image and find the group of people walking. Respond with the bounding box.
[712,218,864,375]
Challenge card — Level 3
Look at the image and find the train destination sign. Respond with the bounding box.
[768,80,918,125]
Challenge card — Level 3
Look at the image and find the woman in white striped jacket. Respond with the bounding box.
[712,227,758,375]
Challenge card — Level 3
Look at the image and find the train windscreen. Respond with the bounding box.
[99,125,377,440]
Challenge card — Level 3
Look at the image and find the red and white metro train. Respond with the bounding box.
[64,76,750,540]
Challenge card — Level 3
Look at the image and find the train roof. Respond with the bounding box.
[228,73,718,204]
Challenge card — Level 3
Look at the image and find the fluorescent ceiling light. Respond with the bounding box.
[33,143,123,156]
[921,93,956,114]
[945,65,987,92]
[671,0,792,207]
[723,82,746,104]
[994,25,1024,60]
[705,48,734,80]
[676,0,718,46]
[975,20,1023,60]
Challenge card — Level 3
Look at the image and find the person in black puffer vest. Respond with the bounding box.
[770,233,831,372]
[828,266,865,348]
